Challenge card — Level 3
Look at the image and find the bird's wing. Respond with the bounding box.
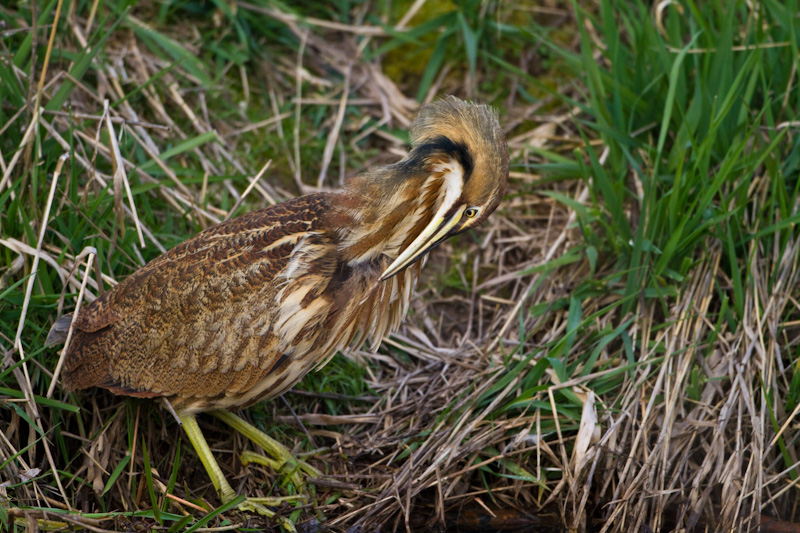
[62,193,338,399]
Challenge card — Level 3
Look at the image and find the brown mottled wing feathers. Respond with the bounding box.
[61,194,334,404]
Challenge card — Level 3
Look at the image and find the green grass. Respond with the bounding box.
[2,0,800,531]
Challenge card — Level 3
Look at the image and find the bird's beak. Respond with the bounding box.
[380,204,466,281]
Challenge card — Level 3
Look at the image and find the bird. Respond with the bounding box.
[47,95,509,518]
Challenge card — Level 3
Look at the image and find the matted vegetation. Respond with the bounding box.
[2,0,800,531]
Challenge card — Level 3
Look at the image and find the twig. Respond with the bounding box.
[105,100,145,248]
[48,247,96,399]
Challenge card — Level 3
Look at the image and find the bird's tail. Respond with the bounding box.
[45,313,73,346]
[46,314,112,390]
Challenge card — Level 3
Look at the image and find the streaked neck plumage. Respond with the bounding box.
[335,156,462,268]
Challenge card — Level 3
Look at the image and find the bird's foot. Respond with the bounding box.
[179,413,310,530]
[211,410,323,490]
[236,496,308,532]
[236,498,276,518]
[240,450,321,488]
[220,487,306,530]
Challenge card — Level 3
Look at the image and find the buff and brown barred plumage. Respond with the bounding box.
[48,95,509,510]
[53,193,424,412]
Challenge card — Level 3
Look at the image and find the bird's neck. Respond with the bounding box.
[334,168,440,267]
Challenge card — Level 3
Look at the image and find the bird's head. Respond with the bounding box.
[378,96,509,280]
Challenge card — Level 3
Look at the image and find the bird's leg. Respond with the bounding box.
[180,413,238,504]
[209,409,322,489]
[179,413,301,529]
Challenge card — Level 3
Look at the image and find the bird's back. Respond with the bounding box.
[53,193,414,412]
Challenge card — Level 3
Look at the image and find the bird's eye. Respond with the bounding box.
[465,207,480,219]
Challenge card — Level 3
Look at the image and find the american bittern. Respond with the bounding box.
[48,95,509,516]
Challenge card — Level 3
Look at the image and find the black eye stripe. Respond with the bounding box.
[411,136,474,181]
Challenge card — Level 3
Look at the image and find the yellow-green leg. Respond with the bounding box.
[179,413,305,531]
[210,409,322,488]
[180,414,238,504]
